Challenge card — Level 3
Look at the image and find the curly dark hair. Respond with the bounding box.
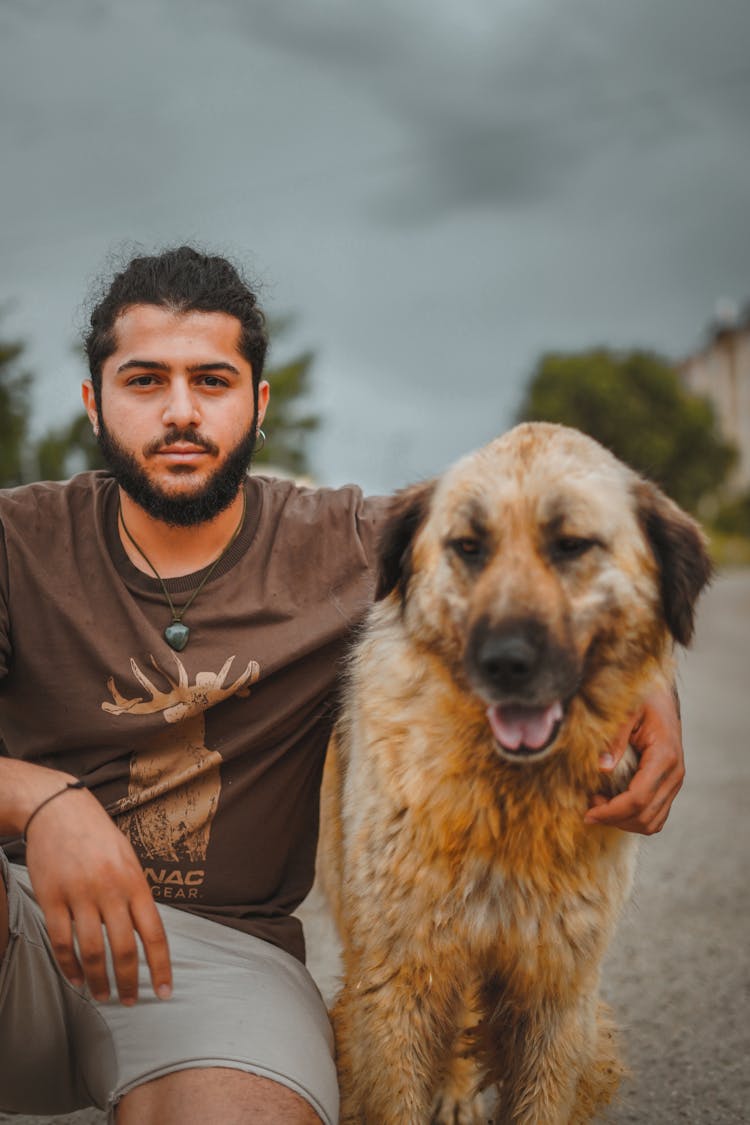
[84,245,268,412]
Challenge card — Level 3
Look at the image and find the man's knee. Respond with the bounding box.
[116,1067,324,1125]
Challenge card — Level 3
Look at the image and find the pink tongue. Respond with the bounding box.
[487,700,563,752]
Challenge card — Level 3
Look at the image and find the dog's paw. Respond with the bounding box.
[431,1090,490,1124]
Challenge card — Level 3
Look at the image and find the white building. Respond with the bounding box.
[679,310,750,494]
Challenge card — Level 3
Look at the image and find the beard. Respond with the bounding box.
[96,413,258,528]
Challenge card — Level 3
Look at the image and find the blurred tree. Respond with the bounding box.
[0,330,33,487]
[713,489,750,538]
[253,345,319,477]
[517,349,736,512]
[35,412,105,480]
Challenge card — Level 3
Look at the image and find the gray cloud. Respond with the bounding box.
[1,0,748,492]
[204,0,750,224]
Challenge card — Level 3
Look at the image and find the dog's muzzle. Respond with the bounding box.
[464,616,579,762]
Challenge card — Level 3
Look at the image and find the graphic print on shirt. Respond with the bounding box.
[102,653,260,868]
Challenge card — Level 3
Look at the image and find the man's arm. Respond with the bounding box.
[0,757,172,1004]
[584,683,684,835]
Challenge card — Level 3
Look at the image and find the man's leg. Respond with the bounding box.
[0,859,104,1116]
[116,1067,322,1125]
[0,871,8,962]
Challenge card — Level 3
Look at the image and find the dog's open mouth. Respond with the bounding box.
[487,700,564,762]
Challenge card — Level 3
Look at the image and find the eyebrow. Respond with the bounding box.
[116,359,242,375]
[453,499,490,538]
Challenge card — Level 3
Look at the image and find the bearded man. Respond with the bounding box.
[0,246,684,1125]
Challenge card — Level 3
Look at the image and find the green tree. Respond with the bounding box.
[713,489,750,538]
[35,412,105,480]
[517,349,736,512]
[254,345,319,476]
[0,331,32,487]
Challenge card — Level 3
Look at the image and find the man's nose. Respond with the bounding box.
[162,378,200,429]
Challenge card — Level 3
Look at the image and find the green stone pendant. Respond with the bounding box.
[165,621,190,651]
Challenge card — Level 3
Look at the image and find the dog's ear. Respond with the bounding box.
[375,479,436,601]
[635,480,713,645]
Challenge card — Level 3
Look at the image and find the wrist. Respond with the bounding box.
[0,761,79,838]
[23,779,88,845]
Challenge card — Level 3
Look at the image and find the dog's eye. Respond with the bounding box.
[449,537,484,562]
[552,536,597,560]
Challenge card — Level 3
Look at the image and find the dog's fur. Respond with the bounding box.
[319,423,712,1124]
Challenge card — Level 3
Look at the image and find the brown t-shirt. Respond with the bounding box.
[0,471,387,962]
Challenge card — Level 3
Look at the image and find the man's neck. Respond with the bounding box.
[117,487,246,579]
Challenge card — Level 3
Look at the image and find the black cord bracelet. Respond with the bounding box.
[22,779,87,845]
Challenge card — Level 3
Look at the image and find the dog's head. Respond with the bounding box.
[376,423,712,764]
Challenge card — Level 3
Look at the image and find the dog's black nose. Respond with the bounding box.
[480,636,537,681]
[468,618,548,692]
[476,635,540,688]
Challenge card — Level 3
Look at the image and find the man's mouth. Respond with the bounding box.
[155,445,209,457]
[486,700,564,762]
[145,430,220,459]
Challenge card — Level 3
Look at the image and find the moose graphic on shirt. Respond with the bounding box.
[102,653,260,863]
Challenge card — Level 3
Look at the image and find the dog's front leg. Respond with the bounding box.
[488,993,601,1125]
[332,956,463,1125]
[430,982,489,1125]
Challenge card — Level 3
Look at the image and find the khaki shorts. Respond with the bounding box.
[0,853,338,1124]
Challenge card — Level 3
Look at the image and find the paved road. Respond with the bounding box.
[596,569,750,1124]
[3,571,748,1124]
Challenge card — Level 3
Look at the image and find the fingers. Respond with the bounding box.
[587,681,684,835]
[48,892,170,1004]
[600,714,638,771]
[71,903,111,1001]
[585,772,679,834]
[27,829,172,1003]
[131,893,172,1001]
[45,903,84,988]
[102,901,141,1006]
[74,884,171,1004]
[586,741,684,834]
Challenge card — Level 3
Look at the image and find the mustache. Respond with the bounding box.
[143,429,220,457]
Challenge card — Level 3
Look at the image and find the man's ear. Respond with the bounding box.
[82,380,99,435]
[635,479,713,645]
[375,479,436,601]
[256,380,270,430]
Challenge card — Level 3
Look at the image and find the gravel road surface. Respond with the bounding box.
[3,571,748,1124]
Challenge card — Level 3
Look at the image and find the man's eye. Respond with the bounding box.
[129,375,157,387]
[199,375,228,388]
[552,536,597,560]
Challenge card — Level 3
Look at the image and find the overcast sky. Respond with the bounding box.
[1,0,749,492]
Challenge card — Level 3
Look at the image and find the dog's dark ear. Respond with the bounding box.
[635,480,713,645]
[375,479,436,601]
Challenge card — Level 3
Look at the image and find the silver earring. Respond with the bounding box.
[255,428,266,452]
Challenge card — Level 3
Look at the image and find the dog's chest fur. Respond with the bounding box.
[338,612,638,997]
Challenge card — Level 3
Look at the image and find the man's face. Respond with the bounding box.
[83,304,269,526]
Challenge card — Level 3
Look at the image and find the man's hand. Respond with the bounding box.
[584,683,684,834]
[24,783,172,1006]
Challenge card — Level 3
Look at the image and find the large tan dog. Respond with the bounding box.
[319,422,711,1124]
